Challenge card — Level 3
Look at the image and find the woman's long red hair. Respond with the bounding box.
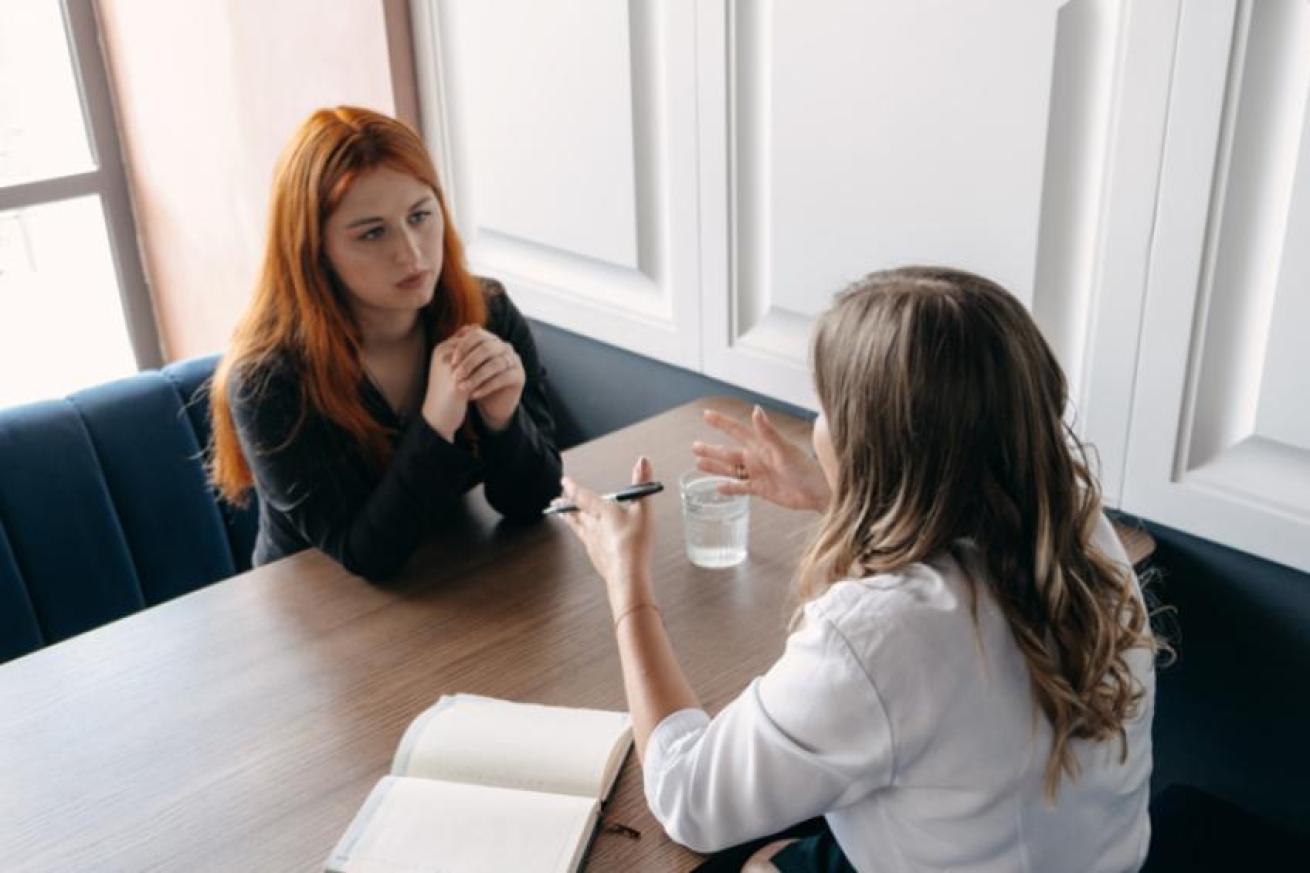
[209,106,485,504]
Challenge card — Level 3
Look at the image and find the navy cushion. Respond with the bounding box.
[0,519,42,661]
[162,355,259,572]
[69,373,235,604]
[160,354,219,447]
[1143,784,1310,870]
[0,399,144,643]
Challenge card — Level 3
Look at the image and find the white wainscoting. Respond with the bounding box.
[699,0,1063,411]
[411,0,703,369]
[1123,0,1310,572]
[413,0,1310,570]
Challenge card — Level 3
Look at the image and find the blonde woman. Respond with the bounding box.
[559,267,1157,872]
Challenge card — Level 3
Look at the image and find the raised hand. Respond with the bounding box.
[421,336,470,441]
[449,325,525,432]
[692,405,831,512]
[556,456,657,618]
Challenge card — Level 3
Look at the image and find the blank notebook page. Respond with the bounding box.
[392,694,631,798]
[326,776,597,873]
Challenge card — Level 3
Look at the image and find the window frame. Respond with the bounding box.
[0,0,160,370]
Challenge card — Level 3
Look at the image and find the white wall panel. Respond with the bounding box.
[1253,85,1310,454]
[696,0,1168,441]
[442,1,639,270]
[412,0,1310,569]
[700,0,1067,409]
[1123,0,1310,572]
[412,0,702,368]
[1031,0,1179,507]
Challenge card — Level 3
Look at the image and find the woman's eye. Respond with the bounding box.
[408,210,431,225]
[358,226,384,241]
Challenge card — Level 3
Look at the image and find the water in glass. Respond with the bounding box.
[680,474,749,568]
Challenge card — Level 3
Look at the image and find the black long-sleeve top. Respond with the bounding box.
[229,284,562,580]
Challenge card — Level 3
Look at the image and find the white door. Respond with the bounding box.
[1123,0,1310,572]
[692,0,1180,513]
[411,0,703,370]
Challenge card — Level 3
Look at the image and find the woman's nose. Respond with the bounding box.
[394,227,423,267]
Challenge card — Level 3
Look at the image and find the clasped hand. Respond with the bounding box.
[421,325,525,440]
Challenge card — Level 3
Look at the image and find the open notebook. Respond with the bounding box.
[325,694,633,873]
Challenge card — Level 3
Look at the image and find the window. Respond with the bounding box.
[0,0,157,407]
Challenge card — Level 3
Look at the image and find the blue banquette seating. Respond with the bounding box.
[0,355,256,663]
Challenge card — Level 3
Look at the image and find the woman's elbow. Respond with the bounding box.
[488,475,561,522]
[341,547,409,583]
[646,777,732,854]
[658,813,735,855]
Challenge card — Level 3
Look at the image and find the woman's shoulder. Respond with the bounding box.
[478,275,507,299]
[803,555,979,652]
[227,349,301,405]
[225,349,308,444]
[477,276,527,334]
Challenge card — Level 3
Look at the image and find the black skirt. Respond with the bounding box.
[772,823,857,873]
[691,818,855,873]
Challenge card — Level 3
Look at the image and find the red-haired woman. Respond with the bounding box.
[209,106,560,580]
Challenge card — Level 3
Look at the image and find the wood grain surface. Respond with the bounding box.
[0,397,1153,871]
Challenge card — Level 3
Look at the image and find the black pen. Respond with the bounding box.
[542,481,664,515]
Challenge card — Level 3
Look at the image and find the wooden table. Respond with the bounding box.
[0,398,1154,872]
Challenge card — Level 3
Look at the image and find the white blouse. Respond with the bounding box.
[644,514,1155,873]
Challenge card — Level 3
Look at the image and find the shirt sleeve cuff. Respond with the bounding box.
[644,707,711,781]
[398,416,481,490]
[477,404,534,459]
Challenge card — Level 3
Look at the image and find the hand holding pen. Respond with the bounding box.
[543,480,663,515]
[553,457,660,613]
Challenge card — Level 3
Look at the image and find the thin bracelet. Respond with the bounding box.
[613,601,661,630]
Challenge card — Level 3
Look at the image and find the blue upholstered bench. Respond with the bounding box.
[0,354,256,663]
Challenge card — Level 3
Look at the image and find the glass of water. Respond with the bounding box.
[679,470,750,568]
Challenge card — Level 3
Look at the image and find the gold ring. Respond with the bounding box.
[734,463,748,480]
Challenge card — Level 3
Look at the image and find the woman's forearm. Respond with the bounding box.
[611,572,701,760]
[481,405,562,519]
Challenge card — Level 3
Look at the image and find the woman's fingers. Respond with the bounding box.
[463,346,518,390]
[691,440,742,465]
[438,327,480,363]
[698,459,760,499]
[630,457,653,520]
[434,329,465,353]
[716,478,754,497]
[451,325,491,353]
[452,335,501,380]
[696,457,740,479]
[429,341,458,372]
[466,369,516,403]
[461,340,517,383]
[561,476,602,517]
[702,409,753,444]
[557,506,583,536]
[751,405,785,446]
[458,351,503,387]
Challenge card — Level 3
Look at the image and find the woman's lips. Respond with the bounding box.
[396,269,431,290]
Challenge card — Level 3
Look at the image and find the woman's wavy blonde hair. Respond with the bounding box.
[795,266,1154,800]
